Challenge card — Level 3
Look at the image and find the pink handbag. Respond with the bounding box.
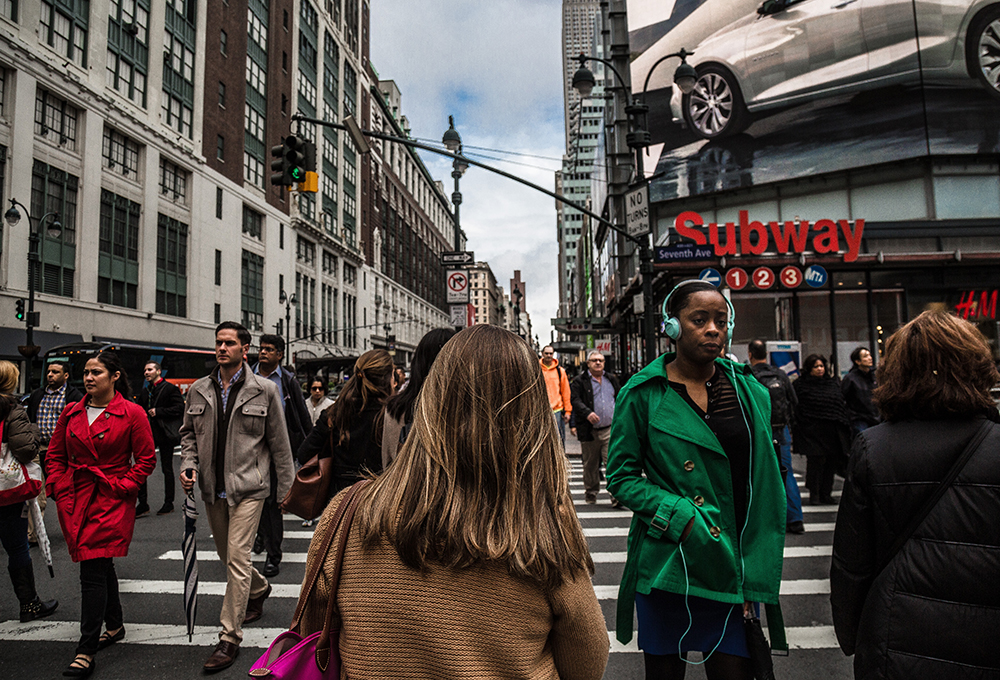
[248,480,370,679]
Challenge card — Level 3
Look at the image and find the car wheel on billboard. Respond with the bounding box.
[682,65,749,140]
[967,6,1000,101]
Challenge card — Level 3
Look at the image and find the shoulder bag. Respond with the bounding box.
[281,421,340,520]
[0,421,43,506]
[250,480,370,679]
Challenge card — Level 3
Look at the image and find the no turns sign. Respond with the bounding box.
[446,269,470,303]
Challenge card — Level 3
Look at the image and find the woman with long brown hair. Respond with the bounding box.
[295,349,394,497]
[831,311,1000,679]
[296,325,608,679]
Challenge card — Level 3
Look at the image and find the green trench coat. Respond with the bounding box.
[606,355,787,649]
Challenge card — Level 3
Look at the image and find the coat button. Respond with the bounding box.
[684,460,695,472]
[98,432,105,439]
[105,412,110,418]
[694,495,704,506]
[710,526,721,539]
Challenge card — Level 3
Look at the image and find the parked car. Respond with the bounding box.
[671,0,1000,139]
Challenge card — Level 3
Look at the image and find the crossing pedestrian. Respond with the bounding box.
[747,339,804,534]
[607,280,786,680]
[46,352,157,678]
[136,361,185,517]
[305,376,334,426]
[0,361,58,625]
[178,322,294,672]
[841,346,880,438]
[570,350,621,506]
[793,354,852,505]
[540,345,572,449]
[296,325,609,679]
[831,310,1000,679]
[382,327,455,466]
[295,349,393,496]
[252,334,312,578]
[25,360,83,543]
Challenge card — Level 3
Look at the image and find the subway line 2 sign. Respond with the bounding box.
[674,210,865,262]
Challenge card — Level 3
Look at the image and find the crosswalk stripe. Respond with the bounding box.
[159,550,308,562]
[0,620,286,649]
[593,578,830,600]
[607,626,839,652]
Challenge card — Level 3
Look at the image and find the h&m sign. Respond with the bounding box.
[674,211,865,263]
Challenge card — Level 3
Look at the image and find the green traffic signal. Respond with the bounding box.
[285,136,307,185]
[15,298,25,321]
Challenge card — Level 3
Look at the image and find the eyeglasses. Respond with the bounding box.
[310,386,325,391]
[259,346,279,354]
[589,358,604,363]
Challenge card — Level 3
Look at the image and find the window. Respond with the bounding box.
[218,81,225,107]
[244,102,265,186]
[242,204,263,240]
[297,191,316,221]
[248,7,267,50]
[31,160,77,297]
[321,282,337,344]
[216,134,224,161]
[296,236,315,265]
[41,0,88,67]
[162,8,195,139]
[298,72,316,109]
[300,0,318,31]
[220,29,227,55]
[35,89,78,150]
[156,214,188,317]
[98,189,140,309]
[241,250,264,331]
[343,63,356,116]
[0,146,6,258]
[214,249,222,285]
[295,272,316,339]
[103,127,140,177]
[343,263,356,286]
[107,0,150,107]
[215,187,223,219]
[322,250,337,276]
[299,32,317,72]
[214,303,221,324]
[1,1,16,22]
[159,157,188,203]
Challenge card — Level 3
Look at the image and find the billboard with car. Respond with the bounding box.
[628,0,1000,202]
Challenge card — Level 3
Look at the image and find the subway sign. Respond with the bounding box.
[674,211,865,263]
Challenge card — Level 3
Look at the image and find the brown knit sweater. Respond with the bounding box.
[297,490,610,680]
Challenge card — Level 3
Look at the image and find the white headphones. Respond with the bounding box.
[661,280,736,342]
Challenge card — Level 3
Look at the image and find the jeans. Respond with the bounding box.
[553,410,566,447]
[0,502,31,571]
[78,558,123,655]
[776,426,803,525]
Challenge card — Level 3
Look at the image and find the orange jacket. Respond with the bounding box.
[541,358,572,414]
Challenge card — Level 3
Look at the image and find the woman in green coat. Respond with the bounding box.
[607,281,786,679]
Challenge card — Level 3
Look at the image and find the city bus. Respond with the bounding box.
[42,342,216,396]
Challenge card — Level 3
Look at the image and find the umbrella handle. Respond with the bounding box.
[48,565,55,579]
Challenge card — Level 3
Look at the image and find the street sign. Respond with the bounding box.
[441,250,474,265]
[450,304,467,327]
[625,184,650,238]
[805,265,829,288]
[725,268,748,290]
[780,265,803,288]
[752,267,775,289]
[698,268,722,287]
[446,269,469,303]
[633,293,645,315]
[654,242,714,263]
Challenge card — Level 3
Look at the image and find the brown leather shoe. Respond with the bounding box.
[243,583,272,624]
[203,640,240,672]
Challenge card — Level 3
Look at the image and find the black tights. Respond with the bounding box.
[644,651,753,680]
[78,558,123,656]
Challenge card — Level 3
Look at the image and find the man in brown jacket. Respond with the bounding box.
[179,322,294,672]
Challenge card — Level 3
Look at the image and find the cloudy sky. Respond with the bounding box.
[369,0,566,344]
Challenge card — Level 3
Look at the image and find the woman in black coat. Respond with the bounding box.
[831,311,1000,679]
[792,354,851,505]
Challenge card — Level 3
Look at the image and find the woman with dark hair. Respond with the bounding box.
[305,376,334,426]
[296,350,394,497]
[297,325,608,678]
[0,361,58,624]
[607,281,785,680]
[792,354,851,505]
[46,352,156,678]
[831,311,1000,679]
[382,327,456,465]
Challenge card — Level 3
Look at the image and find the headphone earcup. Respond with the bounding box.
[664,316,681,340]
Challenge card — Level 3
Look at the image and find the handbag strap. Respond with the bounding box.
[290,479,370,630]
[875,419,993,576]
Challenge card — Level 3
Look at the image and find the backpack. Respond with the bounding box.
[751,364,790,428]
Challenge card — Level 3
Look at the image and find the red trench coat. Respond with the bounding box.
[46,392,156,562]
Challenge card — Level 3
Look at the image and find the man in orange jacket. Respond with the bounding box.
[540,346,572,449]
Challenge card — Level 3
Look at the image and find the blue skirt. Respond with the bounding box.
[636,589,755,658]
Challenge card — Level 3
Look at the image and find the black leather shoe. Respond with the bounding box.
[156,503,174,515]
[252,536,263,554]
[135,504,151,518]
[786,520,805,535]
[263,560,280,577]
[203,641,239,672]
[63,655,95,678]
[97,626,126,650]
[243,583,272,624]
[19,596,58,623]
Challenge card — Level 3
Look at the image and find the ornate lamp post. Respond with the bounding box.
[278,289,298,368]
[4,198,62,390]
[441,115,470,251]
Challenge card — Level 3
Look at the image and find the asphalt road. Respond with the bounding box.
[0,447,855,679]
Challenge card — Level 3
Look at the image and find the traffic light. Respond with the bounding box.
[270,135,308,186]
[15,298,25,321]
[297,141,318,193]
[270,139,288,186]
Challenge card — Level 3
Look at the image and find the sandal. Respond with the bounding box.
[63,655,95,678]
[97,626,126,650]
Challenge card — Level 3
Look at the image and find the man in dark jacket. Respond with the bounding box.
[842,346,880,437]
[26,360,83,543]
[137,361,186,516]
[748,339,804,534]
[570,351,621,506]
[252,334,312,577]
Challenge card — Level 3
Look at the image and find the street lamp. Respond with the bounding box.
[442,115,469,251]
[5,198,61,391]
[571,50,695,369]
[512,288,523,339]
[278,289,298,368]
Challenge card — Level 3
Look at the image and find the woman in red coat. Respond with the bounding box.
[47,352,156,678]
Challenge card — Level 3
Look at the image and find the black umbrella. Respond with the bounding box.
[181,485,199,642]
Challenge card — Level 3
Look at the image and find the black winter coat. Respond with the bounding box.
[569,371,620,442]
[830,415,1000,679]
[841,367,880,427]
[295,403,382,498]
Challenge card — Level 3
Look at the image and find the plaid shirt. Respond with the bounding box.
[217,364,244,412]
[37,383,68,441]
